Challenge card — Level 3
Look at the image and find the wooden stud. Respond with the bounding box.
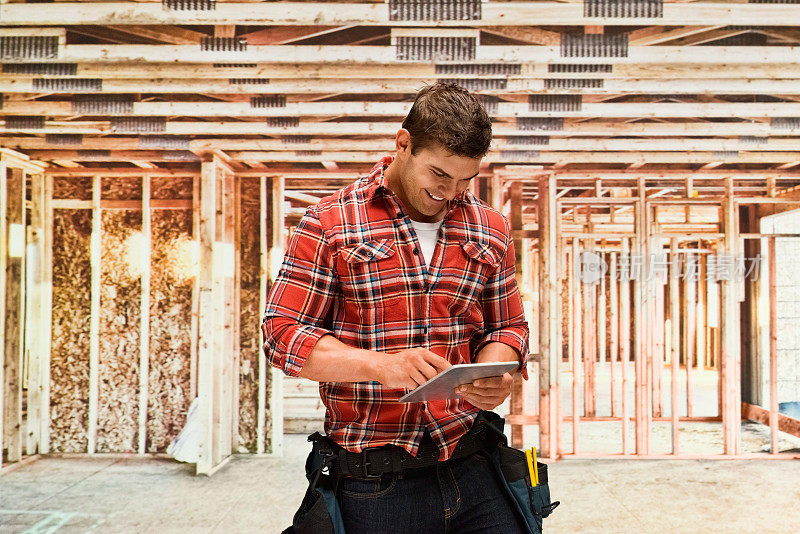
[197,159,218,475]
[25,173,45,455]
[620,237,631,455]
[509,180,524,449]
[768,236,778,454]
[257,176,268,455]
[86,176,101,454]
[670,238,680,454]
[0,162,7,469]
[609,252,619,419]
[570,238,581,454]
[41,175,53,454]
[190,176,200,401]
[634,179,647,455]
[537,175,558,459]
[685,249,697,419]
[721,177,740,455]
[232,175,242,453]
[138,176,151,455]
[269,175,286,455]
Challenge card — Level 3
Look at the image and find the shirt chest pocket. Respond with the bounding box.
[446,240,502,318]
[337,238,404,322]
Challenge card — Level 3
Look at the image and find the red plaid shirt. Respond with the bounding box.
[262,156,529,460]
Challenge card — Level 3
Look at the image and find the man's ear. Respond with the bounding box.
[395,128,412,156]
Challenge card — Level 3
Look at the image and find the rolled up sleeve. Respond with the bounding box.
[261,208,337,377]
[473,218,530,380]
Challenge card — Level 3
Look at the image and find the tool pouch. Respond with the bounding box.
[480,412,560,534]
[282,433,347,534]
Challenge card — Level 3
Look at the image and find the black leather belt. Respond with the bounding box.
[325,420,500,480]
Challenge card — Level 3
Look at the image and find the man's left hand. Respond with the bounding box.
[454,373,514,410]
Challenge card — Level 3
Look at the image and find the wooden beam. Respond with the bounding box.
[0,162,5,469]
[269,175,285,456]
[538,174,558,459]
[257,176,268,455]
[742,402,800,441]
[197,159,217,475]
[628,25,725,46]
[5,2,800,26]
[88,176,101,454]
[138,176,151,455]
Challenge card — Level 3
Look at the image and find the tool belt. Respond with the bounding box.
[321,417,498,479]
[283,411,560,534]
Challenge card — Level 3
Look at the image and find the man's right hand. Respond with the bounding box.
[376,348,451,389]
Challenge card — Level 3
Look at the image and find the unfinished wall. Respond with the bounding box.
[97,178,142,453]
[238,178,261,452]
[50,178,92,452]
[147,177,194,453]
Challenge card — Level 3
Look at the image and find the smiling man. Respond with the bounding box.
[263,83,530,533]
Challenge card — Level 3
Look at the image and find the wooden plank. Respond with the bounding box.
[0,162,7,469]
[138,176,151,455]
[685,249,697,418]
[620,237,631,455]
[670,238,680,454]
[270,175,285,455]
[190,177,200,401]
[509,180,524,449]
[40,175,53,454]
[257,176,268,455]
[537,175,557,459]
[4,3,800,27]
[571,239,581,454]
[196,159,217,475]
[742,402,800,441]
[10,76,800,95]
[9,100,800,118]
[26,120,800,138]
[88,175,101,454]
[232,175,242,454]
[768,236,778,453]
[721,177,740,455]
[24,173,45,456]
[634,182,647,455]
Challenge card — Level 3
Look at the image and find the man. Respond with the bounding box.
[262,82,530,533]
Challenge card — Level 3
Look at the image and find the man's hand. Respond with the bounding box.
[377,348,451,389]
[455,373,514,410]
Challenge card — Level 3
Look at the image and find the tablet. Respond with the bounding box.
[398,361,519,403]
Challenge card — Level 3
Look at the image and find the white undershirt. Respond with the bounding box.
[409,219,444,270]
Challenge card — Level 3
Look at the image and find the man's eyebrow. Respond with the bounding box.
[430,165,478,180]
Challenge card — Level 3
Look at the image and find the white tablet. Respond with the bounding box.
[398,361,519,403]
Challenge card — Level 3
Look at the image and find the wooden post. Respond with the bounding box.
[269,175,285,455]
[190,176,200,401]
[685,249,697,418]
[138,176,151,454]
[197,159,218,475]
[257,176,268,455]
[610,252,619,418]
[220,165,235,461]
[232,175,242,453]
[583,238,597,419]
[570,238,581,454]
[634,181,647,455]
[0,161,5,469]
[620,238,631,455]
[25,173,46,455]
[670,238,680,454]
[537,175,558,459]
[509,180,524,449]
[768,236,778,454]
[721,177,741,455]
[88,176,101,454]
[41,175,54,454]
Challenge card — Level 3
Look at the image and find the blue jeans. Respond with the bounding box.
[336,447,525,534]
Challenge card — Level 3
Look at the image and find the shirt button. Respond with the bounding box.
[422,327,428,334]
[413,248,420,255]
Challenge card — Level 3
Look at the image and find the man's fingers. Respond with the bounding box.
[424,353,451,372]
[417,361,439,381]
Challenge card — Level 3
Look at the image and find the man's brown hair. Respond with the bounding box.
[402,82,492,159]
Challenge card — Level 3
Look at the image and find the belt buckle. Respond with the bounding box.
[356,451,382,479]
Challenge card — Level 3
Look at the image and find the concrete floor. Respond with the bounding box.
[2,434,800,533]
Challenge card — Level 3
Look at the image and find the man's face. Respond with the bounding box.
[387,129,481,223]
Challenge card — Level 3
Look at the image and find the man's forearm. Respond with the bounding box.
[475,341,523,365]
[298,334,381,382]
